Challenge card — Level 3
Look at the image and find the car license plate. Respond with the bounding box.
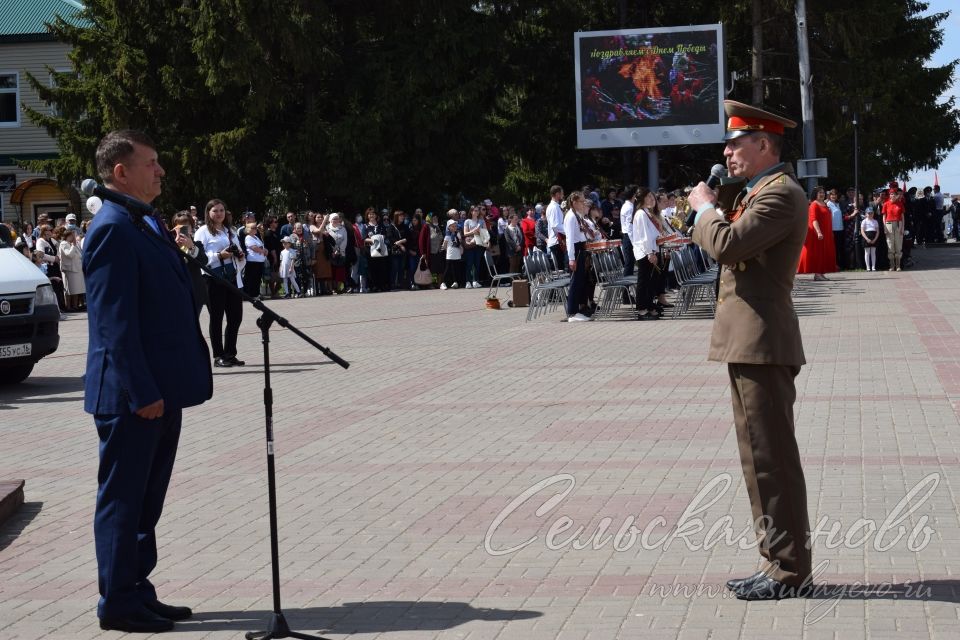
[0,343,31,359]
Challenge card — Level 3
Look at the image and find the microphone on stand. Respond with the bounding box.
[706,164,727,189]
[80,179,155,217]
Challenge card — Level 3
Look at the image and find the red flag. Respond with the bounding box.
[935,171,940,187]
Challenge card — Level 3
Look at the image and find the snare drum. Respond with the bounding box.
[585,239,621,252]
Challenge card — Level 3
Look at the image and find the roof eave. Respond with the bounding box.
[0,33,59,45]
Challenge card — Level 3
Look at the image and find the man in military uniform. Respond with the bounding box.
[688,100,812,601]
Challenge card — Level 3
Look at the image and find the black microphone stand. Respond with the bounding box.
[123,204,346,640]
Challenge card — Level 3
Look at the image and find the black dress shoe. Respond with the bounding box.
[99,608,174,633]
[144,599,193,621]
[735,575,811,601]
[214,357,233,368]
[226,356,245,366]
[725,571,766,592]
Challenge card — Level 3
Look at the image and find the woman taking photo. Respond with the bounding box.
[632,187,664,320]
[171,211,209,316]
[195,199,245,368]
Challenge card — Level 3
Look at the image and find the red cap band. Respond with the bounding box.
[727,115,785,136]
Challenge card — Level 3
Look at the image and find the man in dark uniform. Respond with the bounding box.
[688,101,812,601]
[83,130,212,632]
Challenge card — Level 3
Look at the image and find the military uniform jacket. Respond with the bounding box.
[691,165,808,366]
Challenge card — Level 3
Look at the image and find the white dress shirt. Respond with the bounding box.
[195,225,244,274]
[632,208,662,257]
[620,200,635,240]
[546,200,564,247]
[563,210,590,262]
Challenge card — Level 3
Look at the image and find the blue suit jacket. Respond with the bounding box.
[83,200,213,415]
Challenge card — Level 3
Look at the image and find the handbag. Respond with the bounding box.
[414,256,433,286]
[370,234,387,258]
[476,227,490,248]
[212,261,237,281]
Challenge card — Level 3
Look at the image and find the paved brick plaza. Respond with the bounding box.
[3,249,960,640]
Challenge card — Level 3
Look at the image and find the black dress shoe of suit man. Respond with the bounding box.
[214,356,245,367]
[735,575,812,601]
[725,571,766,592]
[145,599,193,621]
[99,606,175,633]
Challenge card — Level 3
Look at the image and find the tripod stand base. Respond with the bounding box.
[245,611,331,640]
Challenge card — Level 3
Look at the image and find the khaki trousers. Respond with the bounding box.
[885,221,903,261]
[728,363,812,586]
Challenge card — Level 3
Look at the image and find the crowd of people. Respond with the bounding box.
[796,182,957,277]
[3,178,956,327]
[8,211,90,313]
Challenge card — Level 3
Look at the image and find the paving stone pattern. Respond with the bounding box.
[3,250,960,639]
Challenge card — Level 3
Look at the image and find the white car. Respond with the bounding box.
[0,227,61,384]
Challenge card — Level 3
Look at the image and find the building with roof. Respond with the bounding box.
[0,0,86,226]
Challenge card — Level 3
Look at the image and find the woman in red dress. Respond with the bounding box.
[797,186,837,280]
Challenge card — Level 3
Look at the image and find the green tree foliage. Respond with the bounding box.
[807,0,960,189]
[22,0,960,213]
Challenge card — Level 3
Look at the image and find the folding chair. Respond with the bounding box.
[670,246,717,317]
[484,250,522,300]
[524,253,568,321]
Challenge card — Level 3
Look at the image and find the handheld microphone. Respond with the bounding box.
[80,179,155,217]
[706,164,727,189]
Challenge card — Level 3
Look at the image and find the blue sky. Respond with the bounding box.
[906,0,960,191]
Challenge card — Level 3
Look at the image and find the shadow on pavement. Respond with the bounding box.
[0,376,84,408]
[212,361,337,376]
[180,601,542,634]
[0,501,42,553]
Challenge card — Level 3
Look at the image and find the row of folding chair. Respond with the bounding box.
[523,251,569,321]
[668,244,718,317]
[590,248,636,318]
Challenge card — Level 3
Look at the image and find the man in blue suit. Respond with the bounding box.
[83,130,213,633]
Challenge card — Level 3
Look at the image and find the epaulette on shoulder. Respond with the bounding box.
[777,175,788,185]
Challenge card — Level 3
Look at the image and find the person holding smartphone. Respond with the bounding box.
[170,212,208,316]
